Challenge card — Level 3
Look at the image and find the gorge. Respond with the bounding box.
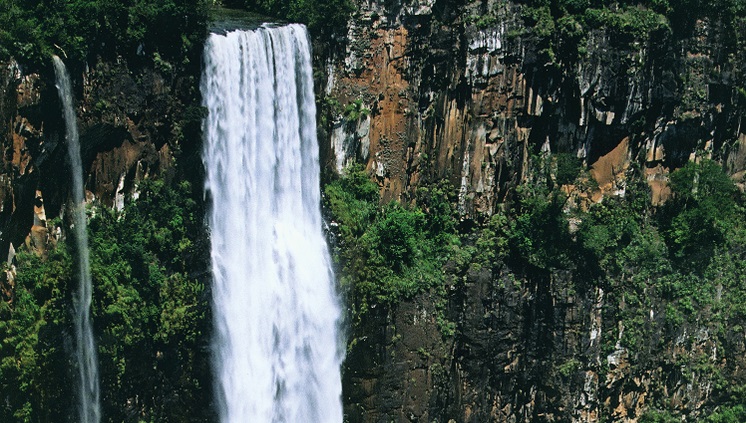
[0,0,745,422]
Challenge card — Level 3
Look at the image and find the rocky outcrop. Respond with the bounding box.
[0,57,199,259]
[320,0,746,421]
[0,4,742,421]
[320,0,745,217]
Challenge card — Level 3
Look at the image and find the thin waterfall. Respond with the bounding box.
[52,55,101,423]
[201,25,344,422]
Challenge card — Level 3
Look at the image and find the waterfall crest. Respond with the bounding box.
[201,25,344,422]
[52,55,101,423]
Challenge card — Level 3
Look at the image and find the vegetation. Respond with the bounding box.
[5,151,744,420]
[88,179,210,423]
[0,179,212,423]
[325,165,461,323]
[0,248,73,421]
[481,0,746,67]
[326,152,746,419]
[343,99,371,121]
[0,0,208,68]
[0,0,744,418]
[0,0,354,67]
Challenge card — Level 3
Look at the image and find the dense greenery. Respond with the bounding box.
[325,166,462,320]
[0,248,73,421]
[497,0,746,66]
[0,0,743,417]
[0,178,211,423]
[0,0,208,68]
[327,156,746,419]
[0,0,355,68]
[88,179,210,423]
[481,157,746,419]
[5,155,744,420]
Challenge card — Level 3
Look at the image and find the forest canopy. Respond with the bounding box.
[0,0,208,66]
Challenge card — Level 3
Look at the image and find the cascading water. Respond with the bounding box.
[201,25,344,422]
[52,56,101,423]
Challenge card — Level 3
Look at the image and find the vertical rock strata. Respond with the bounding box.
[0,0,743,420]
[323,0,745,215]
[320,0,746,421]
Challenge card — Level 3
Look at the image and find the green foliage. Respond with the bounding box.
[366,204,422,272]
[325,166,460,320]
[324,164,378,240]
[554,153,582,185]
[475,14,498,29]
[705,405,746,423]
[467,12,499,29]
[1,178,211,422]
[662,160,740,270]
[556,357,580,377]
[506,185,573,270]
[0,0,208,68]
[583,6,669,39]
[86,178,209,422]
[0,248,73,421]
[343,99,371,121]
[639,409,679,423]
[329,153,745,419]
[522,5,557,63]
[579,196,643,271]
[473,213,509,268]
[519,0,669,66]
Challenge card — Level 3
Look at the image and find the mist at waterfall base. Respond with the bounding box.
[201,25,344,422]
[52,55,101,423]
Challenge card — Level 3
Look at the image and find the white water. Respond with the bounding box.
[52,55,101,423]
[201,25,344,423]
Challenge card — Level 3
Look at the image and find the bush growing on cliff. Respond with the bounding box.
[505,185,574,270]
[0,248,73,421]
[662,159,740,271]
[87,179,210,422]
[705,404,746,422]
[639,409,679,422]
[325,166,460,316]
[517,0,744,69]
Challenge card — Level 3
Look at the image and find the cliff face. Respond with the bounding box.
[319,1,746,422]
[0,4,744,421]
[0,58,201,259]
[321,0,745,213]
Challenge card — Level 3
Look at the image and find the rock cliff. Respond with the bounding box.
[0,58,202,259]
[321,0,745,213]
[0,55,211,422]
[0,1,744,421]
[318,0,746,421]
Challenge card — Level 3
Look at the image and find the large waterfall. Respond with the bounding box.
[52,56,101,423]
[201,25,344,422]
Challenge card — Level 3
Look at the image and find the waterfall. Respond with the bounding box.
[52,55,101,423]
[201,25,344,422]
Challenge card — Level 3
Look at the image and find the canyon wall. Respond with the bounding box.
[0,58,202,261]
[321,0,745,213]
[319,0,746,421]
[0,1,744,420]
